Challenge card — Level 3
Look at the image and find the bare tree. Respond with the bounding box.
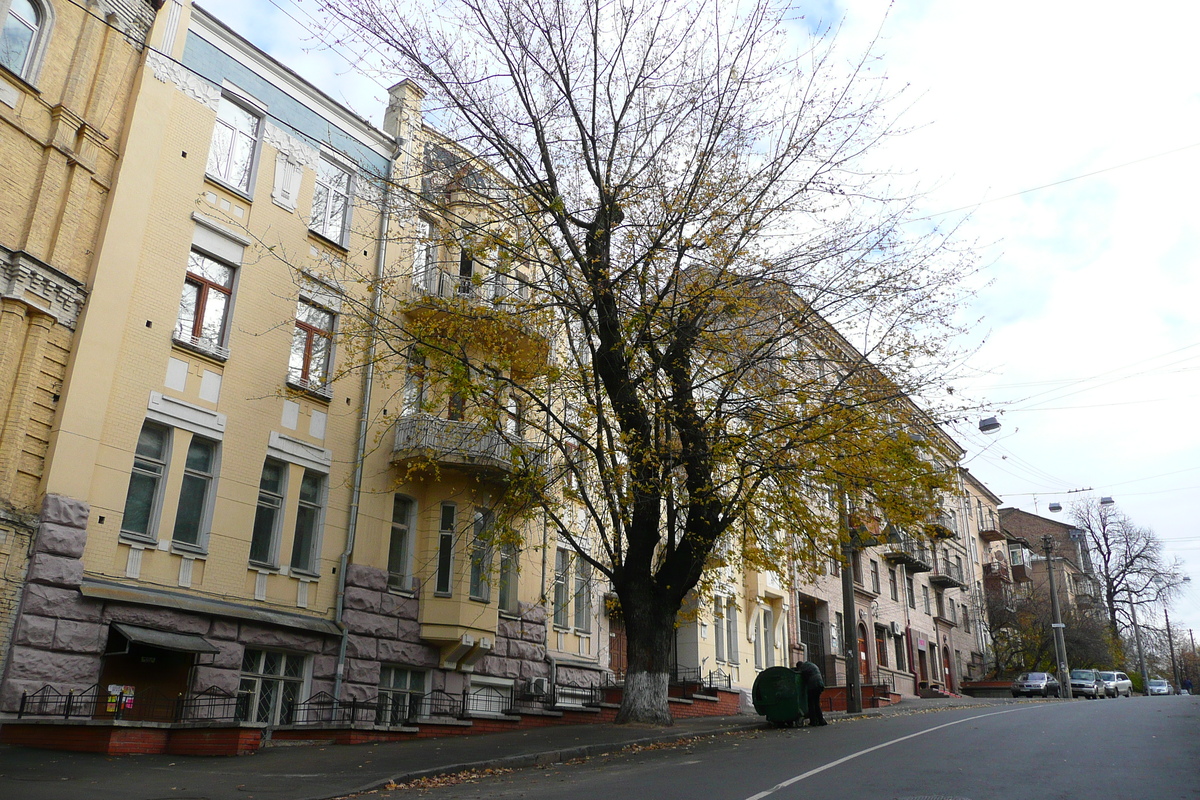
[1071,499,1183,637]
[320,0,976,723]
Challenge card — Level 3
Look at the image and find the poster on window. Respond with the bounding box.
[106,684,135,713]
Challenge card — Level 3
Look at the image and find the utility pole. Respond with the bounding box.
[1130,597,1150,694]
[839,487,862,714]
[1165,608,1180,693]
[1042,535,1072,699]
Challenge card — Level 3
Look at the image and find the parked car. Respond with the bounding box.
[1069,669,1106,699]
[1012,672,1061,698]
[1147,679,1172,696]
[1099,671,1133,698]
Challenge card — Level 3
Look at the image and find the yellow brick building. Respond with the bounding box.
[0,0,156,672]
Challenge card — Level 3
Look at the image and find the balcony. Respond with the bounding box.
[880,533,933,573]
[403,268,549,378]
[984,560,1011,583]
[1010,562,1032,583]
[978,521,1005,543]
[392,413,538,476]
[929,557,967,589]
[926,514,957,541]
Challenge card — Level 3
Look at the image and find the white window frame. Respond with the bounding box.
[170,433,219,552]
[378,665,425,725]
[0,0,52,83]
[573,556,592,633]
[289,469,325,575]
[552,548,570,628]
[175,249,237,359]
[119,423,171,544]
[469,509,493,602]
[288,297,335,397]
[497,542,519,614]
[239,648,308,726]
[434,502,456,595]
[388,495,416,592]
[249,459,287,567]
[206,93,264,196]
[309,153,354,246]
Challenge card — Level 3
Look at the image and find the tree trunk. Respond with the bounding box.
[614,595,678,725]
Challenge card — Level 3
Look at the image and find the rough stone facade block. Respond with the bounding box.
[519,661,549,679]
[32,521,88,558]
[40,494,90,530]
[346,658,380,685]
[342,609,397,639]
[13,615,56,648]
[5,647,99,683]
[311,654,339,681]
[379,592,418,619]
[508,640,544,661]
[377,639,438,667]
[238,626,323,652]
[191,666,240,694]
[342,681,374,703]
[345,564,387,591]
[343,586,381,612]
[396,618,420,641]
[346,635,378,660]
[26,552,84,588]
[20,584,99,621]
[209,640,244,670]
[53,619,105,654]
[208,619,239,640]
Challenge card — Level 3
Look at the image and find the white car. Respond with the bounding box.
[1099,671,1133,698]
[1147,679,1172,695]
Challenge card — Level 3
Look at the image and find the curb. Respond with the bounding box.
[320,720,767,800]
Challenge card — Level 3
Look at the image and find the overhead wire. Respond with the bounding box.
[918,140,1200,220]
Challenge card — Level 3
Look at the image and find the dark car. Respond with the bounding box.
[1011,671,1061,698]
[1069,668,1106,699]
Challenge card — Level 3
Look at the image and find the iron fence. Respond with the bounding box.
[17,684,249,723]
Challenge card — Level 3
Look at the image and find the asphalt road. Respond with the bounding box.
[388,696,1200,800]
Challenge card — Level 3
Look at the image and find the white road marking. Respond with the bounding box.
[742,706,1039,800]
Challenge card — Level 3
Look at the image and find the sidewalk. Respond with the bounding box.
[0,696,1012,800]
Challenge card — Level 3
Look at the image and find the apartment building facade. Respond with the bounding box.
[1,0,1013,750]
[0,0,608,745]
[0,0,157,669]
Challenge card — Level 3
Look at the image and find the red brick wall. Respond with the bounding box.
[168,728,261,756]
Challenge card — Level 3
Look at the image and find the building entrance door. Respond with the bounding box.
[609,619,627,678]
[857,623,870,683]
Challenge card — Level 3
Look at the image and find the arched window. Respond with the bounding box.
[1,0,45,80]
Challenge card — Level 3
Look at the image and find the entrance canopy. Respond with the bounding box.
[109,622,220,654]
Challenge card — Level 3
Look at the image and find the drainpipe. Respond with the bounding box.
[333,143,400,702]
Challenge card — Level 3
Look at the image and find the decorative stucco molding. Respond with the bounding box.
[1,251,87,328]
[264,122,320,170]
[145,50,220,111]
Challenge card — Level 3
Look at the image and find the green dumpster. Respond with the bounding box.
[752,666,808,725]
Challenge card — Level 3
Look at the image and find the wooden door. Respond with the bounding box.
[609,619,627,678]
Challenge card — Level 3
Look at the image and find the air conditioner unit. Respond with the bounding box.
[529,677,549,696]
[890,621,903,636]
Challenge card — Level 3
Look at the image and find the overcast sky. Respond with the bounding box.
[193,0,1200,662]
